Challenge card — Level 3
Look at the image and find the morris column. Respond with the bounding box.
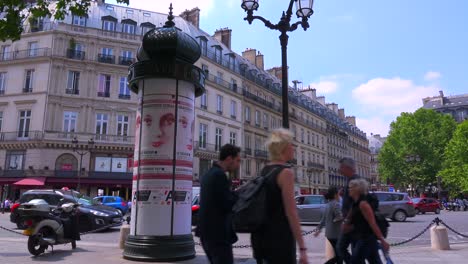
[123,5,205,261]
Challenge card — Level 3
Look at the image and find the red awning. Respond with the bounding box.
[13,177,46,186]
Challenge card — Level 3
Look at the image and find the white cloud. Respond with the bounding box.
[424,71,442,81]
[307,74,362,95]
[309,81,338,94]
[356,117,391,137]
[352,77,439,115]
[119,0,216,16]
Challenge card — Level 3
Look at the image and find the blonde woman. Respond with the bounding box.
[251,128,308,264]
[347,179,389,264]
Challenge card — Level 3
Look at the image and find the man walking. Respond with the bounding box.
[336,157,360,263]
[196,144,241,264]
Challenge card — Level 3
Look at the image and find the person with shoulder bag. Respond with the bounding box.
[347,179,390,264]
[250,129,309,264]
[314,186,344,264]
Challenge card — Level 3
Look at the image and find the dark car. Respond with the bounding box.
[412,198,441,214]
[10,189,123,231]
[93,196,129,215]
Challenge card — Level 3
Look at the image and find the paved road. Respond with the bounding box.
[0,210,467,260]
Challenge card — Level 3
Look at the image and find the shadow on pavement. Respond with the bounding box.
[30,247,90,262]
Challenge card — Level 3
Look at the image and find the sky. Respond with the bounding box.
[108,0,468,137]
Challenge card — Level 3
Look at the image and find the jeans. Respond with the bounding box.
[200,238,234,264]
[350,236,382,264]
[337,232,352,264]
[325,238,343,264]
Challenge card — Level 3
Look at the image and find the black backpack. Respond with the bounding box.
[367,193,390,238]
[232,165,285,233]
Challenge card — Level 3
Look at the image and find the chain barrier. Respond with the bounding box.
[439,219,468,239]
[0,225,29,236]
[0,221,124,237]
[389,219,435,247]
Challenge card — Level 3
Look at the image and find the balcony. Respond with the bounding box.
[66,49,85,60]
[89,171,132,180]
[254,149,268,158]
[217,110,223,115]
[97,54,115,64]
[97,91,110,98]
[242,90,281,112]
[0,131,44,141]
[194,141,219,153]
[200,105,207,110]
[119,56,135,66]
[66,89,79,95]
[0,48,50,62]
[206,73,238,94]
[23,88,33,93]
[307,161,325,170]
[43,131,134,144]
[118,94,131,100]
[244,148,252,156]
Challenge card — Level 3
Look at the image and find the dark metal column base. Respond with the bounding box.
[123,234,196,262]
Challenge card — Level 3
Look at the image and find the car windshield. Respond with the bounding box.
[412,198,421,203]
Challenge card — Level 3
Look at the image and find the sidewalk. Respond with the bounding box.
[1,236,468,264]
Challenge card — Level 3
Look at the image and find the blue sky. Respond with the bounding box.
[108,0,468,136]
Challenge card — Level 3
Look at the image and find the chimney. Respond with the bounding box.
[179,7,200,28]
[256,51,264,70]
[266,66,288,81]
[338,108,345,119]
[346,116,356,126]
[316,96,326,106]
[242,48,257,65]
[214,28,232,49]
[326,103,338,114]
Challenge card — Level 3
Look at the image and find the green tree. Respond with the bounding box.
[0,0,129,42]
[378,108,457,193]
[440,121,468,194]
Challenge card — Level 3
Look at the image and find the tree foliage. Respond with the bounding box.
[0,0,129,42]
[378,108,457,191]
[440,121,468,194]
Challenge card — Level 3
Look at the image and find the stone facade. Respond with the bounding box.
[422,90,468,123]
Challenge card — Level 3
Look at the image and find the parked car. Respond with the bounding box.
[93,196,129,215]
[295,195,326,224]
[373,192,416,222]
[10,189,123,231]
[191,193,200,226]
[412,198,441,214]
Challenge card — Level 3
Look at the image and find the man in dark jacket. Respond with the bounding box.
[196,144,241,264]
[337,157,360,264]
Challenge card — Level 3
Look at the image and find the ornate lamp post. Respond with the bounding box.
[71,137,95,192]
[241,0,315,128]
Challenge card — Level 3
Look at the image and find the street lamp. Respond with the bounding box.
[71,137,95,192]
[241,0,314,128]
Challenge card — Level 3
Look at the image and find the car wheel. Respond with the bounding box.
[421,211,426,214]
[71,240,77,249]
[435,208,441,214]
[415,208,420,215]
[393,210,407,222]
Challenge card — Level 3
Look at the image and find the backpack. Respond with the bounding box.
[232,165,285,233]
[366,192,390,238]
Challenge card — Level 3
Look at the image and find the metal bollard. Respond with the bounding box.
[430,225,450,250]
[119,224,131,249]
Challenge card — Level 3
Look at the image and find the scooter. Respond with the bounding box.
[19,199,81,256]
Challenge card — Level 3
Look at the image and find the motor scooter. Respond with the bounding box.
[19,199,81,256]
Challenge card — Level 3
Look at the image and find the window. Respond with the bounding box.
[245,134,251,149]
[200,93,207,109]
[301,151,305,166]
[0,72,6,94]
[117,115,129,137]
[63,111,77,132]
[119,76,130,99]
[199,38,207,56]
[126,9,134,14]
[98,74,111,97]
[271,117,276,129]
[216,71,223,85]
[72,15,86,26]
[230,132,237,145]
[215,128,223,151]
[103,20,116,31]
[28,42,38,57]
[143,12,151,17]
[230,78,237,91]
[255,110,260,126]
[245,106,251,122]
[245,159,251,175]
[141,26,153,35]
[199,123,207,148]
[122,50,133,59]
[18,110,31,138]
[216,95,223,114]
[122,23,136,34]
[102,47,113,56]
[0,111,3,132]
[106,5,114,10]
[6,151,25,170]
[66,71,80,94]
[95,113,108,135]
[202,64,209,73]
[255,137,261,150]
[24,70,34,92]
[307,131,311,144]
[1,45,11,60]
[263,113,268,129]
[301,128,304,142]
[230,100,237,118]
[292,125,297,139]
[255,161,261,174]
[228,55,235,70]
[214,47,222,63]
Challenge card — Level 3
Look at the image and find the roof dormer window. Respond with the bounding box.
[121,19,137,34]
[106,5,114,11]
[140,22,155,36]
[101,16,117,31]
[197,36,208,56]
